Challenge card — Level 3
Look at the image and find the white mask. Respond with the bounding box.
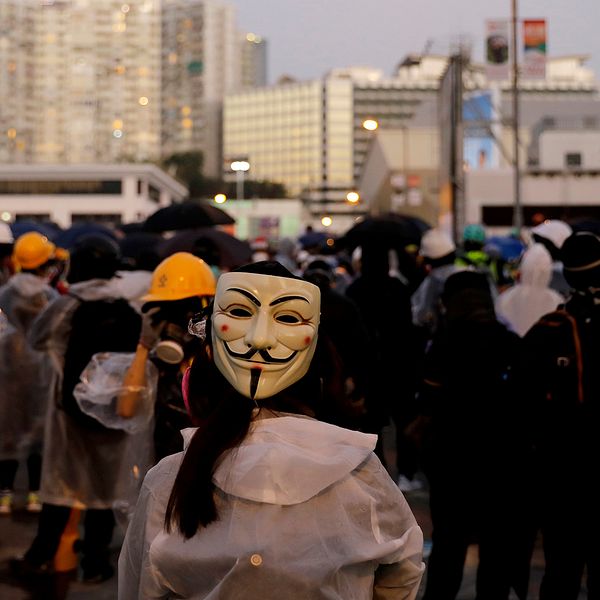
[212,271,320,400]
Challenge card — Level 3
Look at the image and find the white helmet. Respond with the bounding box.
[0,222,13,245]
[531,220,572,250]
[419,228,455,260]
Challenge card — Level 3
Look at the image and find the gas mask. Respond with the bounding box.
[211,271,320,400]
[154,322,194,365]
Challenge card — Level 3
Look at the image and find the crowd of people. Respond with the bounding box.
[0,216,597,599]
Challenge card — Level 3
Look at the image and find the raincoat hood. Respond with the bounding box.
[69,277,126,301]
[182,416,377,506]
[5,272,52,298]
[520,244,553,288]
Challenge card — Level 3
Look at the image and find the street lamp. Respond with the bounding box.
[321,216,333,227]
[214,193,227,204]
[346,191,360,204]
[230,160,250,200]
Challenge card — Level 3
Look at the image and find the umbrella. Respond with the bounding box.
[143,200,235,233]
[484,236,525,262]
[10,220,61,241]
[338,214,431,251]
[54,222,119,249]
[570,218,600,236]
[158,228,252,269]
[119,232,163,271]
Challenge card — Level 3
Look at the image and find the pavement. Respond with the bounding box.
[0,424,588,599]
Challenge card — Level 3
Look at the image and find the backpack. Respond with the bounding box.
[529,308,583,407]
[61,295,141,430]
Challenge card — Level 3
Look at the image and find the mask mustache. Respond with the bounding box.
[224,343,297,364]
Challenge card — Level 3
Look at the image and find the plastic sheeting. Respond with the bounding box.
[74,352,157,434]
[0,274,56,460]
[119,417,424,600]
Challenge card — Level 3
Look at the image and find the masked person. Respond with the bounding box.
[0,232,58,514]
[522,232,600,600]
[11,234,143,583]
[118,261,425,600]
[118,252,216,462]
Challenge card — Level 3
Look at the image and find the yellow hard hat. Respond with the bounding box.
[141,252,216,302]
[13,231,56,270]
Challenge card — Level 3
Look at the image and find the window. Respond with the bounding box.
[565,153,582,168]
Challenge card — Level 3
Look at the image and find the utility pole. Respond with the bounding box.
[511,0,523,230]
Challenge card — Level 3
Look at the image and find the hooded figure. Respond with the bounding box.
[12,234,147,583]
[495,244,563,336]
[530,219,572,297]
[119,261,424,600]
[0,232,58,514]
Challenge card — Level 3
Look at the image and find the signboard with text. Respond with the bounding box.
[523,19,547,79]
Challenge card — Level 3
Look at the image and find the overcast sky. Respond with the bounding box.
[231,0,600,83]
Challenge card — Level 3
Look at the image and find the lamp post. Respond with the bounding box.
[230,160,250,200]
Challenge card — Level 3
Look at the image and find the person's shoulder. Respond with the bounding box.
[142,453,184,497]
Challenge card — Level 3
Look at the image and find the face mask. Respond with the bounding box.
[212,271,320,400]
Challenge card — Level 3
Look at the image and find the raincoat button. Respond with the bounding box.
[250,553,263,567]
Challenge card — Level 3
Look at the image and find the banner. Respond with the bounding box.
[523,19,547,79]
[485,20,510,81]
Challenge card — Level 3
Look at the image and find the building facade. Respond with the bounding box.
[240,32,267,89]
[0,164,187,227]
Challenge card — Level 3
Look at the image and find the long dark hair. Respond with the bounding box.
[164,307,349,539]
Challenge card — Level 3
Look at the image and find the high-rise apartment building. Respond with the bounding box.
[0,0,241,175]
[0,0,162,164]
[161,0,239,176]
[240,32,267,89]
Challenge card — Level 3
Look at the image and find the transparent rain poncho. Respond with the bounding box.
[74,352,157,434]
[28,280,155,525]
[0,274,56,461]
[119,416,425,600]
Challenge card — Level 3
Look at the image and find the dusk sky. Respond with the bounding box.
[232,0,600,83]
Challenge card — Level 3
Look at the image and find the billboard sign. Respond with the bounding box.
[485,20,510,81]
[523,19,547,79]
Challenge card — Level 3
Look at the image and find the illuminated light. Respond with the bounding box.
[214,193,227,204]
[326,238,335,247]
[112,22,126,32]
[362,119,378,131]
[7,61,16,73]
[113,119,123,129]
[7,128,17,139]
[16,140,25,151]
[168,52,178,65]
[113,129,123,138]
[181,118,193,129]
[181,105,191,116]
[1,212,12,222]
[46,34,56,43]
[138,66,149,76]
[121,3,130,12]
[321,216,333,227]
[231,160,250,172]
[114,64,126,75]
[138,96,149,106]
[183,18,193,29]
[346,191,360,204]
[246,33,256,42]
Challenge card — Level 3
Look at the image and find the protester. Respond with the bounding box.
[411,228,463,337]
[119,261,424,599]
[118,252,216,461]
[530,219,573,297]
[346,244,423,491]
[0,232,58,514]
[495,243,563,336]
[11,234,143,582]
[0,222,15,286]
[415,271,536,600]
[522,231,600,600]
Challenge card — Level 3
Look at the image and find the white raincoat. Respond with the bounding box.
[0,273,56,460]
[28,279,153,512]
[119,416,424,600]
[495,244,564,337]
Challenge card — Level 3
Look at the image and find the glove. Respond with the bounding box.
[139,307,167,350]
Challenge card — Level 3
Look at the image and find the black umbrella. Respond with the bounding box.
[338,214,431,251]
[119,232,163,271]
[54,222,119,249]
[143,200,235,233]
[158,228,252,269]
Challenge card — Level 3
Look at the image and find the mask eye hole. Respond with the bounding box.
[229,307,252,318]
[275,314,301,324]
